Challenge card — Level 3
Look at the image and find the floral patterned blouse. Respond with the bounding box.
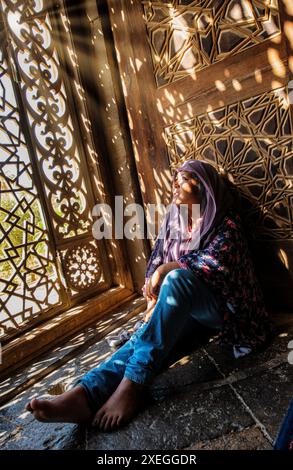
[144,208,272,354]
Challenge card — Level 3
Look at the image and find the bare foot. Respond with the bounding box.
[25,385,93,424]
[92,378,146,431]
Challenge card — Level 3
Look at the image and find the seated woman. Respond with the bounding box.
[26,160,272,431]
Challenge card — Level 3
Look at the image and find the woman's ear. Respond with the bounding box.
[190,178,200,193]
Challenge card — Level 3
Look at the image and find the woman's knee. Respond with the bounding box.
[161,268,195,297]
[162,268,193,285]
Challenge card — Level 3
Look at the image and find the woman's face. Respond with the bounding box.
[172,171,201,206]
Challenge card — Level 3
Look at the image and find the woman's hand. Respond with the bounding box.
[145,262,180,300]
[145,272,160,300]
[142,298,157,323]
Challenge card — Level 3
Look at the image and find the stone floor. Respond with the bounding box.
[0,310,292,450]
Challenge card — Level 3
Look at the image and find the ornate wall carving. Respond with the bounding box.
[1,0,91,239]
[62,240,103,295]
[165,87,293,239]
[0,44,63,337]
[0,0,107,338]
[143,0,281,86]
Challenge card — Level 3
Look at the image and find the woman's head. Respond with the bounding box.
[172,159,235,247]
[172,170,205,209]
[157,159,235,263]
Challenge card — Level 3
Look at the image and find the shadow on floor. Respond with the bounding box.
[0,314,292,450]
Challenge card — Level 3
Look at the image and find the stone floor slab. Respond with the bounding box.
[234,362,293,440]
[187,425,272,450]
[1,314,292,450]
[86,384,254,450]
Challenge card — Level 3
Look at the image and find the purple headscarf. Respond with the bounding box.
[159,160,235,262]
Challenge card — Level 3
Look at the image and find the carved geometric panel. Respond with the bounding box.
[61,240,103,295]
[0,1,110,338]
[1,0,92,240]
[143,0,281,86]
[0,45,63,338]
[165,87,293,240]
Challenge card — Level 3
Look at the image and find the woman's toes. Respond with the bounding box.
[100,413,108,431]
[26,398,42,413]
[108,416,114,431]
[92,410,103,427]
[26,402,33,412]
[104,415,113,432]
[117,415,123,428]
[111,415,119,430]
[29,398,40,410]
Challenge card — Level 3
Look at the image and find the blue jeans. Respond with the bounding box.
[77,268,223,411]
[274,398,293,450]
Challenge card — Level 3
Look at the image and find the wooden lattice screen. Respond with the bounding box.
[0,0,113,340]
[107,0,293,308]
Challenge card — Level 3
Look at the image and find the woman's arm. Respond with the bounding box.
[145,261,181,300]
[145,237,164,279]
[177,214,240,286]
[142,235,164,299]
[142,261,180,323]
